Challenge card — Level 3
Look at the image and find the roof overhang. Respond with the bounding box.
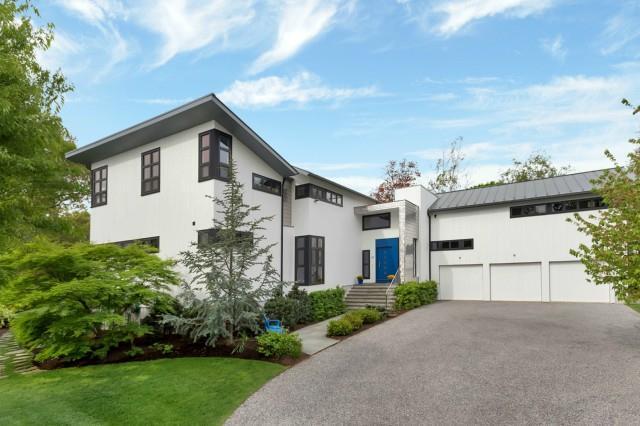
[354,199,415,215]
[65,94,298,177]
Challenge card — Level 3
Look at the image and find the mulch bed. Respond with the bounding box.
[37,333,309,371]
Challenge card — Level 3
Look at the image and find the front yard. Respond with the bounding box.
[0,357,283,425]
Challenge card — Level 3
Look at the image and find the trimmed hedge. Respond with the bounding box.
[309,287,346,322]
[394,281,438,310]
[326,308,384,337]
[256,331,302,359]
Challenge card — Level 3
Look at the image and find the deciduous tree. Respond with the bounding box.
[427,137,466,193]
[372,159,421,202]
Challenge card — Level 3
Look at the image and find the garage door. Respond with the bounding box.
[549,261,610,303]
[490,263,541,301]
[439,265,483,300]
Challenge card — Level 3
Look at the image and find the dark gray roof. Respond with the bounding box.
[430,169,607,212]
[66,94,298,177]
[294,167,378,203]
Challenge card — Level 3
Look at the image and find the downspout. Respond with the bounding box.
[280,177,285,280]
[428,212,432,281]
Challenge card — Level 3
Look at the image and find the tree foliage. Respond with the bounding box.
[427,137,466,193]
[0,240,180,361]
[372,159,421,202]
[164,161,281,346]
[569,99,640,302]
[0,1,89,252]
[470,152,572,188]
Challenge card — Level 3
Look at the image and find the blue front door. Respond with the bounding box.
[376,238,399,283]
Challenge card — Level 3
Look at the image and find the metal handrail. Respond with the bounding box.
[385,268,400,310]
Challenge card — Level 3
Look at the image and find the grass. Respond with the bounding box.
[0,357,284,425]
[627,304,640,314]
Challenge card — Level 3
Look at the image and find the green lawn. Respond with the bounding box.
[0,357,284,425]
[627,304,640,314]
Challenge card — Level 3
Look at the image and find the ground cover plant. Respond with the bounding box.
[394,281,438,310]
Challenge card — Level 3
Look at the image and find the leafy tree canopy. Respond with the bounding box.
[427,137,466,193]
[470,152,572,189]
[569,99,640,302]
[0,0,89,252]
[372,159,421,202]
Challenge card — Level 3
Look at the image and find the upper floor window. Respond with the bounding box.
[113,236,160,251]
[199,129,232,182]
[362,213,391,230]
[197,228,253,247]
[91,166,108,207]
[430,238,474,251]
[510,197,606,218]
[141,148,160,196]
[295,183,343,207]
[253,173,282,196]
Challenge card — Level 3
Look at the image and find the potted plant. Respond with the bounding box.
[356,275,364,285]
[387,274,395,283]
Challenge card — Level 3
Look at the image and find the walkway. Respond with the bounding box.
[0,331,38,379]
[294,316,341,355]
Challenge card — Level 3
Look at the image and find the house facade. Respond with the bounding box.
[67,94,614,303]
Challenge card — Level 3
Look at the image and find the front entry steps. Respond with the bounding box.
[345,284,396,311]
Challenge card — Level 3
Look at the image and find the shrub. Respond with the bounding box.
[257,331,302,359]
[263,285,313,327]
[342,311,364,330]
[394,281,438,310]
[0,240,180,362]
[0,304,14,328]
[326,318,354,336]
[309,287,346,321]
[357,308,383,324]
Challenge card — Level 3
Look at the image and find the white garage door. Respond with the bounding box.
[439,264,483,300]
[490,263,541,301]
[549,261,610,303]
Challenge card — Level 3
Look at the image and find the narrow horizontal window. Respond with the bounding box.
[294,183,343,207]
[510,197,606,218]
[197,228,253,247]
[112,236,160,251]
[252,173,282,196]
[362,213,391,230]
[430,239,474,251]
[91,166,108,207]
[141,148,160,196]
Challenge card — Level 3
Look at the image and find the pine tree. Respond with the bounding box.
[164,161,281,346]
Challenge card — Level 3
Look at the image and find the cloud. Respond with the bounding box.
[431,0,555,37]
[541,34,567,60]
[249,0,346,75]
[325,175,382,195]
[54,0,126,25]
[599,2,640,55]
[218,72,379,108]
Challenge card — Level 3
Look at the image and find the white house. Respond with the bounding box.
[66,94,613,304]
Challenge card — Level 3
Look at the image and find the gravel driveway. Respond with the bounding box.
[227,302,640,425]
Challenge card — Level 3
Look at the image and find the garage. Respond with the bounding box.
[490,263,542,301]
[439,264,483,300]
[549,261,610,303]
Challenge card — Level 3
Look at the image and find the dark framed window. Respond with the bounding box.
[295,235,324,285]
[362,213,391,230]
[413,238,418,277]
[141,148,160,195]
[252,173,282,196]
[113,236,160,250]
[91,166,108,207]
[430,238,474,251]
[362,250,370,279]
[295,183,343,207]
[197,228,253,247]
[510,197,606,218]
[199,129,232,182]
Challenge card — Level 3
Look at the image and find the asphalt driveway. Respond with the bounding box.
[227,302,640,425]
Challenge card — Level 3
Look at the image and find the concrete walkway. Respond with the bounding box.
[228,302,640,425]
[294,316,341,355]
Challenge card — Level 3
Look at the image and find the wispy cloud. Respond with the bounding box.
[326,175,382,195]
[599,2,640,55]
[218,72,379,108]
[249,0,348,75]
[541,34,567,60]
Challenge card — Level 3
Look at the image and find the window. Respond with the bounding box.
[510,197,606,218]
[430,239,474,251]
[295,236,324,285]
[113,236,160,250]
[295,183,343,207]
[197,228,253,247]
[91,166,108,207]
[141,148,160,195]
[362,213,391,230]
[252,173,282,196]
[199,129,232,182]
[413,238,418,277]
[362,250,370,279]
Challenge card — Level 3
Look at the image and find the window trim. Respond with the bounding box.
[198,129,233,182]
[91,165,108,208]
[295,235,325,286]
[362,212,391,230]
[141,148,160,196]
[430,238,474,251]
[509,197,606,218]
[295,183,343,207]
[362,250,370,279]
[252,173,282,196]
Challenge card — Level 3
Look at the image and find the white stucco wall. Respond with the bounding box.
[429,198,606,301]
[89,119,283,281]
[359,210,400,283]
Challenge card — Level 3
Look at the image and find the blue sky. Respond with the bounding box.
[38,0,640,193]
